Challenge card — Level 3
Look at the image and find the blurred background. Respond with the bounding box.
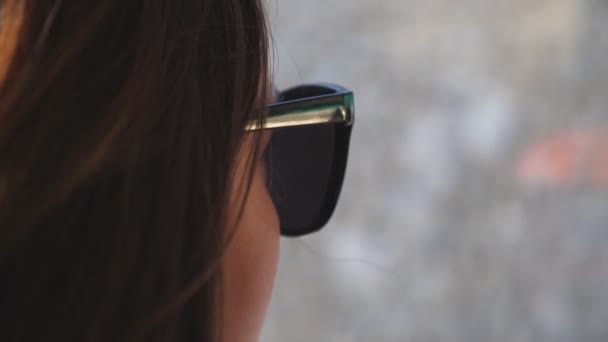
[261,1,608,341]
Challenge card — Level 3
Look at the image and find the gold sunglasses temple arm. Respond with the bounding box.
[245,104,353,131]
[245,93,355,132]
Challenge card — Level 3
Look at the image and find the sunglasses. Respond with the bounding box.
[246,84,354,237]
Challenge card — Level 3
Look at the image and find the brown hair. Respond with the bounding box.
[0,0,270,341]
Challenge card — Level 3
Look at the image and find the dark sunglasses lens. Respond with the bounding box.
[265,124,335,235]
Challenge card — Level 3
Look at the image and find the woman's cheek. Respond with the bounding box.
[221,156,280,342]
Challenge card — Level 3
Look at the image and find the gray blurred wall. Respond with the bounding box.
[262,1,608,341]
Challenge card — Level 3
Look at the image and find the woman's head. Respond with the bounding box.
[0,0,276,341]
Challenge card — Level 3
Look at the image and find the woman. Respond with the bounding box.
[0,1,354,341]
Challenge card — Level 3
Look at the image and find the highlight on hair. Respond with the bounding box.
[0,0,270,341]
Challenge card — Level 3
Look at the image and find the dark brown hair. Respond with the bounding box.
[0,0,270,341]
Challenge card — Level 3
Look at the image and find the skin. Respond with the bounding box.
[222,130,280,342]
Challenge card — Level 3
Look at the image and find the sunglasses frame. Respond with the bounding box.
[245,84,354,131]
[246,83,355,236]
